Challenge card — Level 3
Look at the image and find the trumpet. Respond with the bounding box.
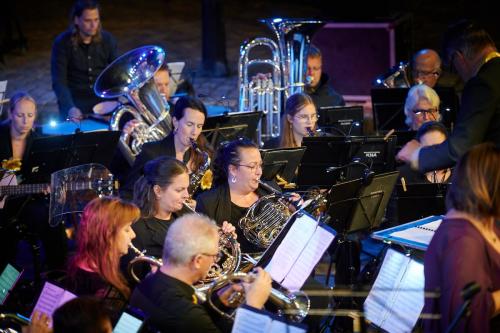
[205,272,310,322]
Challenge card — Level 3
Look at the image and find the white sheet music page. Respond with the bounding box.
[281,225,335,291]
[232,306,306,333]
[364,248,424,333]
[264,214,317,283]
[31,282,77,325]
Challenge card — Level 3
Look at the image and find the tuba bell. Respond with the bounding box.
[238,19,324,145]
[94,45,172,165]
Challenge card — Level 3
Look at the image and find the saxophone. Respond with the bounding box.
[188,138,212,195]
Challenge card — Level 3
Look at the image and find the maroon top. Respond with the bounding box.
[423,218,500,332]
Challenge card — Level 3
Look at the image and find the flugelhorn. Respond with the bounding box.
[205,272,310,322]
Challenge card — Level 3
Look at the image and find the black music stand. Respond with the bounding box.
[297,136,397,190]
[395,183,449,224]
[202,111,261,148]
[21,131,120,183]
[317,105,364,136]
[260,147,306,185]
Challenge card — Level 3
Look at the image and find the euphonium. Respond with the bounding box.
[188,138,212,195]
[239,180,293,249]
[95,45,172,165]
[205,272,310,322]
[237,19,324,145]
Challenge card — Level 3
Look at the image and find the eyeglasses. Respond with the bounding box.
[235,163,263,173]
[294,113,319,122]
[307,66,322,72]
[413,69,441,78]
[412,108,439,119]
[200,251,221,262]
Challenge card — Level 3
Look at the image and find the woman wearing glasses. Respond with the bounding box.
[403,84,442,131]
[263,93,321,149]
[196,138,295,253]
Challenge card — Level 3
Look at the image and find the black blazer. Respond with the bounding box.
[419,57,500,172]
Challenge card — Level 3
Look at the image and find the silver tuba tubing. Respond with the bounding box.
[206,272,310,322]
[95,45,172,165]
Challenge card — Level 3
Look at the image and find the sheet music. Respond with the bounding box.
[264,214,318,283]
[0,264,21,304]
[281,226,335,291]
[32,282,77,324]
[390,219,442,246]
[232,306,306,333]
[364,249,424,333]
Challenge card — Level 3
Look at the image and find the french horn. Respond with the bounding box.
[94,45,172,165]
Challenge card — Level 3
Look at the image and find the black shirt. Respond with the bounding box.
[51,30,118,117]
[130,270,230,333]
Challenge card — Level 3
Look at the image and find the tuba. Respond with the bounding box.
[205,272,310,322]
[238,19,324,145]
[239,180,293,248]
[95,45,172,165]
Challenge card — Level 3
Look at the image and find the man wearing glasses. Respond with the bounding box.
[305,45,345,109]
[130,213,272,332]
[411,49,443,88]
[398,20,500,173]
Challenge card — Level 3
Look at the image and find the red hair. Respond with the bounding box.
[70,197,140,297]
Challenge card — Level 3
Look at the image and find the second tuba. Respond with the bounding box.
[95,45,172,165]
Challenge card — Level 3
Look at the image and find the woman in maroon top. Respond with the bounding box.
[423,143,500,332]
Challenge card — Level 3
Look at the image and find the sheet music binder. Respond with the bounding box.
[232,304,307,333]
[257,211,336,291]
[371,215,444,251]
[363,248,425,333]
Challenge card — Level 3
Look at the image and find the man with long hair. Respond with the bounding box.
[51,0,118,122]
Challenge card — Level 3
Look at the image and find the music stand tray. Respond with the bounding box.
[202,111,261,148]
[21,131,120,183]
[260,147,306,184]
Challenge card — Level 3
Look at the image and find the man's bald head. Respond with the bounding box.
[412,49,442,88]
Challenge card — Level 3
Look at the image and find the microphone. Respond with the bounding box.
[461,282,481,301]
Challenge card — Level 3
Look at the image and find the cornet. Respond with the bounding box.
[205,272,310,322]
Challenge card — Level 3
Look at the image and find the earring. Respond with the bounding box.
[231,176,237,183]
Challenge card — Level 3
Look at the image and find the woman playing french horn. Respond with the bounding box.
[196,138,301,253]
[121,96,213,199]
[125,156,236,280]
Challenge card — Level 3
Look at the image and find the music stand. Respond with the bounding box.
[21,131,120,183]
[297,136,397,190]
[260,147,306,184]
[202,111,261,148]
[395,183,449,224]
[317,106,364,136]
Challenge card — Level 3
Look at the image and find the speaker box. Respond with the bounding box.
[312,16,413,101]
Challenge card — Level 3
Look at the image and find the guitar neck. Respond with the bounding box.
[0,183,49,196]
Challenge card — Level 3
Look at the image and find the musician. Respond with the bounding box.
[411,49,442,88]
[305,45,345,109]
[0,92,66,272]
[398,121,451,184]
[121,96,212,199]
[196,138,296,253]
[403,84,441,131]
[263,93,320,149]
[51,0,118,121]
[423,143,500,332]
[130,213,272,332]
[65,197,139,317]
[397,21,500,173]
